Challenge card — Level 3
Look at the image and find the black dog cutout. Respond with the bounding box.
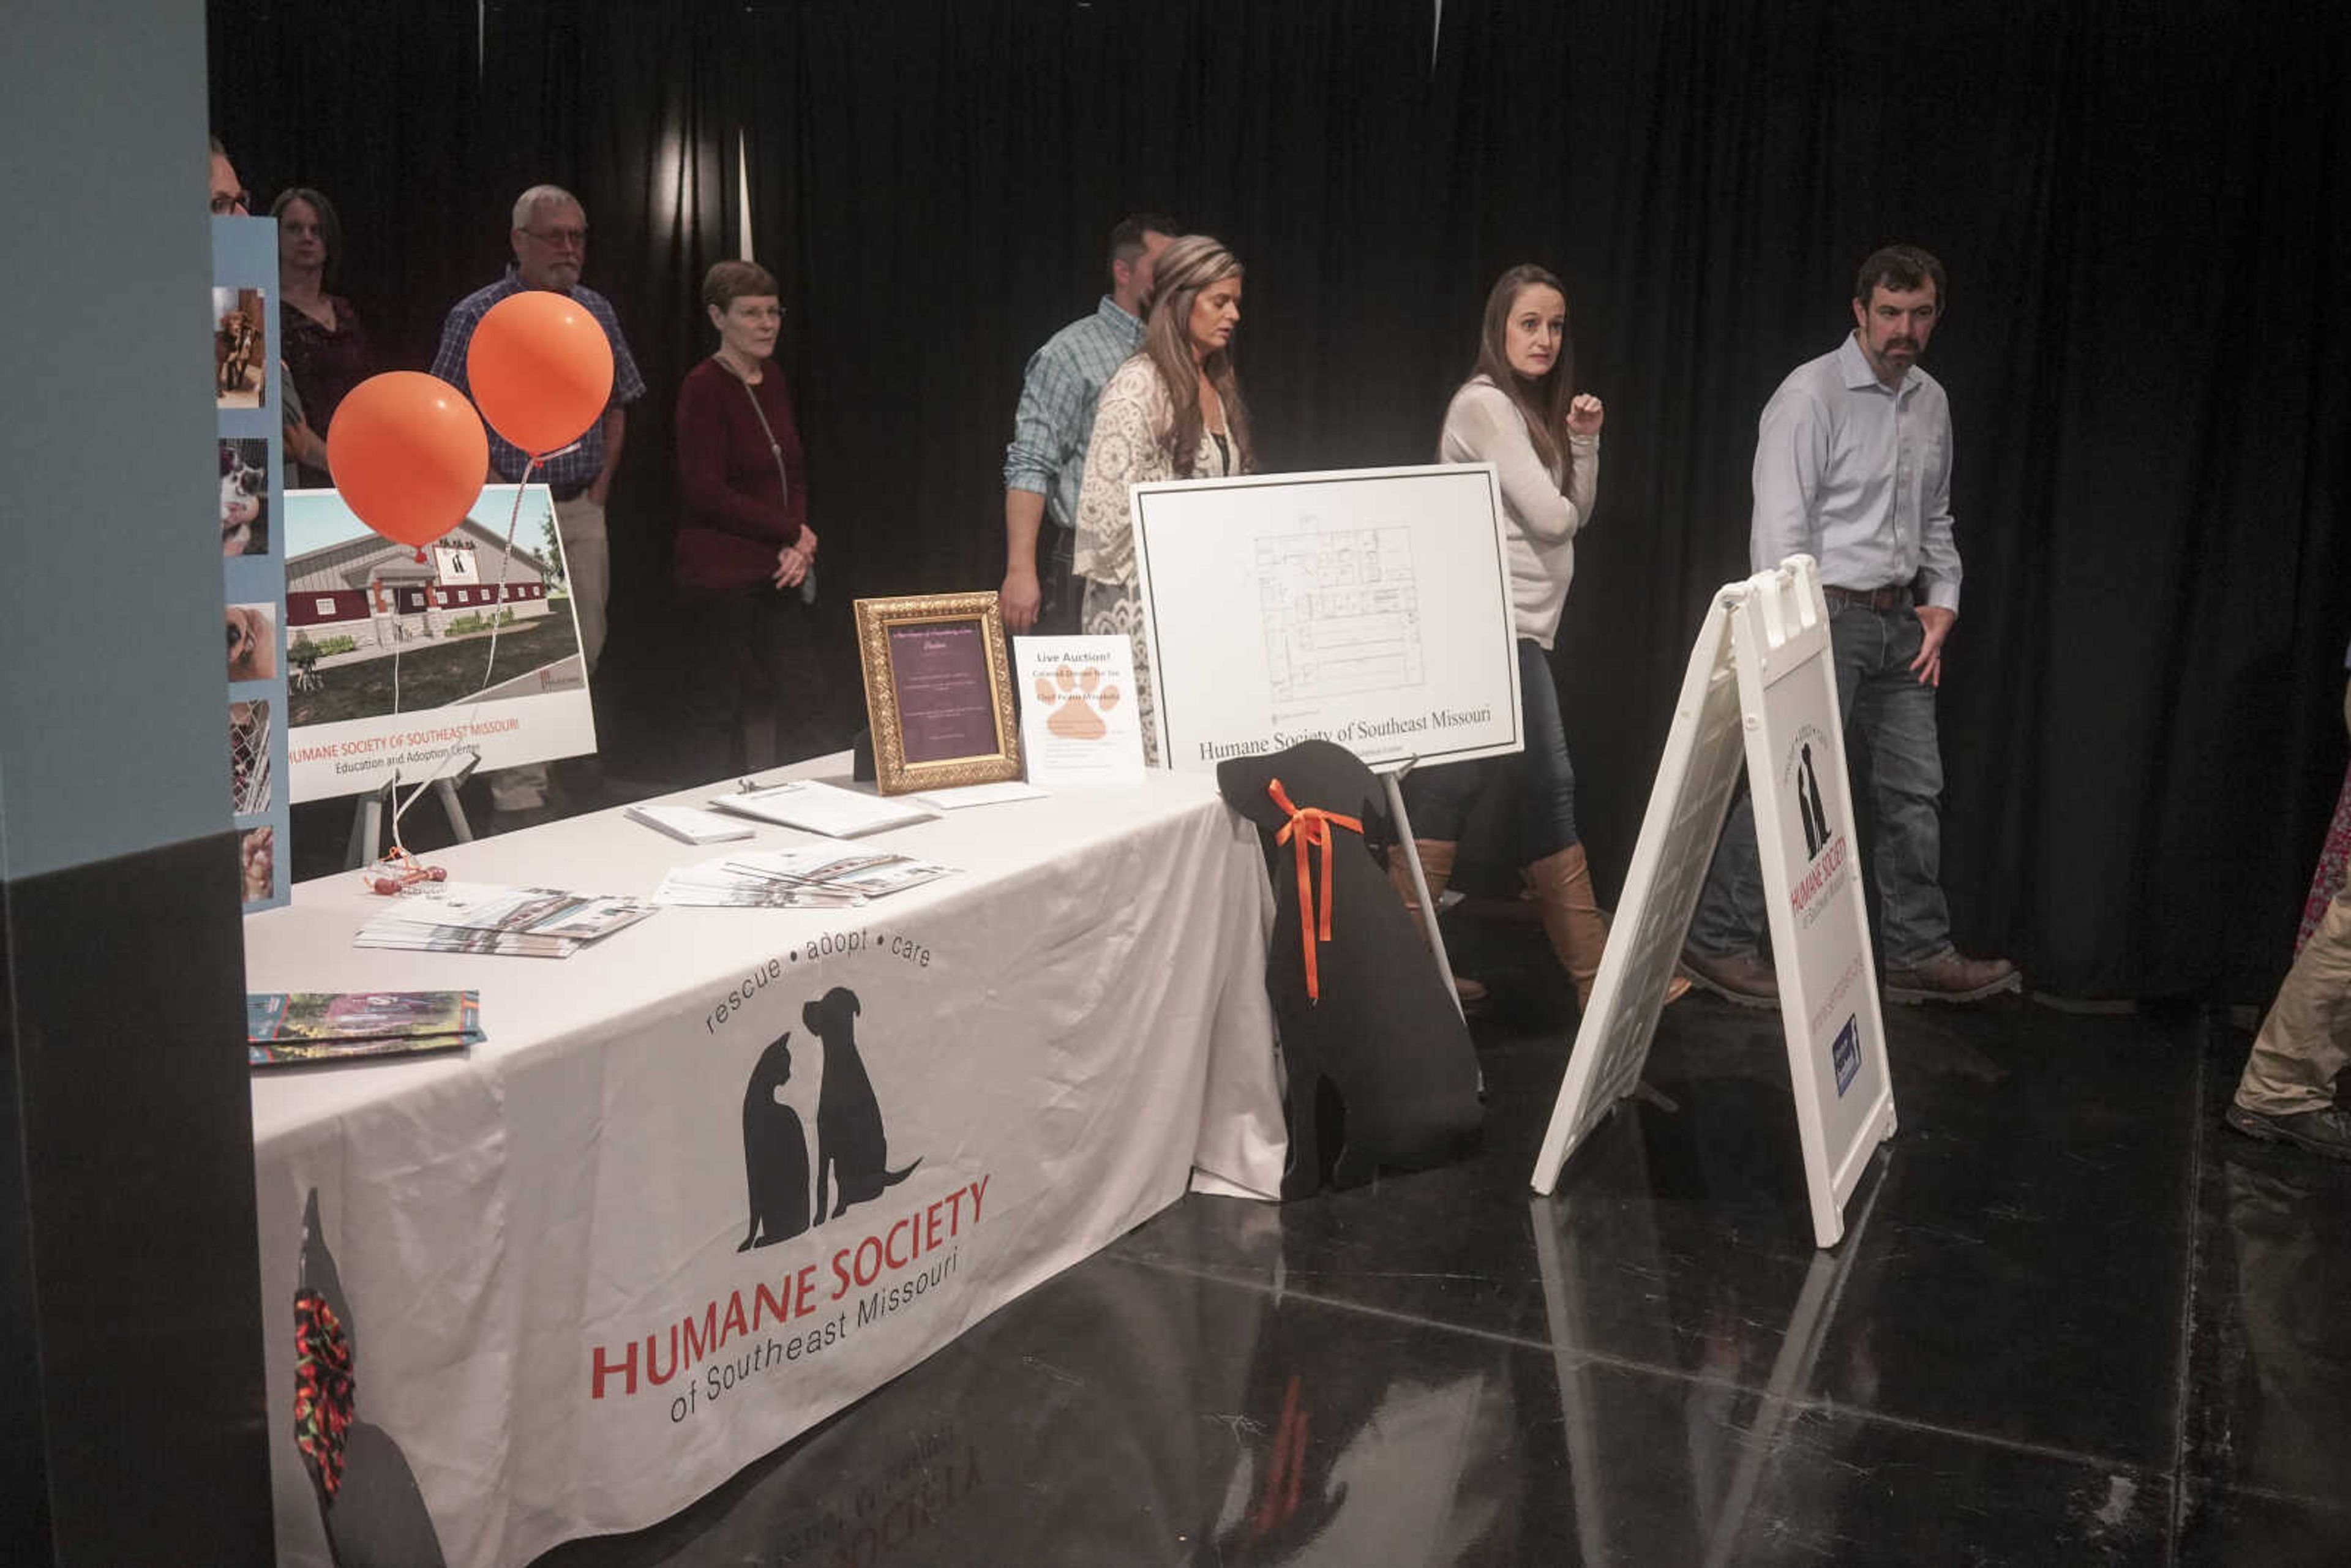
[1216,740,1482,1195]
[738,1033,812,1249]
[802,987,920,1221]
[296,1188,448,1568]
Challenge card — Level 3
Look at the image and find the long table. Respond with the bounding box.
[245,764,1286,1568]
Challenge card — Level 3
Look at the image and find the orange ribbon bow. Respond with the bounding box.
[1267,778,1363,1003]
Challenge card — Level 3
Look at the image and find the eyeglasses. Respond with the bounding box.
[522,225,589,248]
[210,190,251,216]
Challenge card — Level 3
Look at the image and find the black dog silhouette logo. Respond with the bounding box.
[738,986,920,1248]
[1794,740,1834,862]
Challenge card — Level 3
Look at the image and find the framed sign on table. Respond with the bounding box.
[852,591,1024,795]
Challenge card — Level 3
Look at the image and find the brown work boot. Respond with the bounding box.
[1881,950,2020,1005]
[1385,842,1487,1007]
[1676,947,1779,1008]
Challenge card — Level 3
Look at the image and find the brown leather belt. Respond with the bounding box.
[1822,583,1911,611]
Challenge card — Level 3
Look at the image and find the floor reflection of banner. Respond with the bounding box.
[1531,1129,1886,1567]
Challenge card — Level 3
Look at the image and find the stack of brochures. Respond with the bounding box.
[249,990,484,1068]
[651,846,957,909]
[354,882,659,958]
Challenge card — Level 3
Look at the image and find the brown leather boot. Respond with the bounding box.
[1385,841,1487,1006]
[1526,846,1691,1010]
[1881,950,2020,1005]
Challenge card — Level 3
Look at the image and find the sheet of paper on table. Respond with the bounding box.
[912,779,1049,811]
[624,803,756,844]
[708,779,940,837]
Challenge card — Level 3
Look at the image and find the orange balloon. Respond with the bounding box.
[325,372,489,551]
[466,291,616,457]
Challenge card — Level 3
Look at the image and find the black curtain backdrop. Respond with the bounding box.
[209,0,2350,1001]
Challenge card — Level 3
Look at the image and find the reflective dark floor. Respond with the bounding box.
[533,942,2351,1567]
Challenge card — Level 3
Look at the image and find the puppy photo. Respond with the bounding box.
[220,438,268,556]
[801,987,920,1222]
[212,286,266,409]
[738,1032,812,1249]
[227,602,277,681]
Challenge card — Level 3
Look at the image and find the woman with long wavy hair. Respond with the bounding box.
[1394,263,1684,1012]
[1071,233,1251,762]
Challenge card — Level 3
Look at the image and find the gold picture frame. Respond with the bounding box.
[852,591,1025,795]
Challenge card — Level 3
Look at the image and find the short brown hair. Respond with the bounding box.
[701,260,779,313]
[1854,244,1947,310]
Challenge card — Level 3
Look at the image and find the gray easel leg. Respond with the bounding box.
[344,779,391,870]
[1381,770,1466,1024]
[434,779,474,843]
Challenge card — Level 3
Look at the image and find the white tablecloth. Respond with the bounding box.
[247,763,1284,1568]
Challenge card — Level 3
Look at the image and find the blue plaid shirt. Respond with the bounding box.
[430,266,647,493]
[1003,296,1146,531]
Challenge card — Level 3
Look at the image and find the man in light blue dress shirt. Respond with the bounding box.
[1683,246,2019,1006]
[999,214,1176,637]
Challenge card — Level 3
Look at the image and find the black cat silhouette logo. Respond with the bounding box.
[738,1033,812,1249]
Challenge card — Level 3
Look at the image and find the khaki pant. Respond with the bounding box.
[2237,888,2351,1115]
[487,493,607,811]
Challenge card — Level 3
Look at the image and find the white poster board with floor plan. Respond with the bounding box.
[1531,556,1895,1248]
[1130,464,1521,776]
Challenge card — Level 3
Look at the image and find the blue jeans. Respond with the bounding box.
[1686,600,1953,968]
[1403,639,1580,861]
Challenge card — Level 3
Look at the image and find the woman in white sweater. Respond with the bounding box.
[1397,264,1682,1010]
[1072,234,1250,762]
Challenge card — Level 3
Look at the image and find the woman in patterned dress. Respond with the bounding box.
[1071,234,1251,763]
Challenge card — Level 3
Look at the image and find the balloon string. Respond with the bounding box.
[384,455,549,855]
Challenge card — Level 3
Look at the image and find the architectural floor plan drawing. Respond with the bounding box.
[1256,524,1426,703]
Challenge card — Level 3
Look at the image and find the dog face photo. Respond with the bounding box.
[228,602,277,681]
[221,438,269,555]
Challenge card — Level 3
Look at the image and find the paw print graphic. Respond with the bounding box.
[1037,664,1122,740]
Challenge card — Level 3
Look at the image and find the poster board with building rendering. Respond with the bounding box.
[280,483,595,801]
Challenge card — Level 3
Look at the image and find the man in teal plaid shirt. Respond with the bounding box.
[999,214,1176,637]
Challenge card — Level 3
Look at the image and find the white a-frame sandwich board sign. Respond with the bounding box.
[1530,555,1895,1247]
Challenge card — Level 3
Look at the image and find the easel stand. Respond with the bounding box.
[342,756,481,871]
[1528,556,1896,1248]
[1380,762,1467,1023]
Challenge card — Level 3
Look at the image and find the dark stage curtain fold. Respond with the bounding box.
[209,0,2349,1000]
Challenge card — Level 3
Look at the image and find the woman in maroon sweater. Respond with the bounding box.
[675,260,819,779]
